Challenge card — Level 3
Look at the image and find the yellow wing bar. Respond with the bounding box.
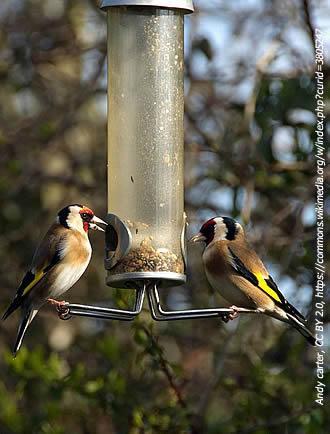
[255,272,281,303]
[22,269,45,296]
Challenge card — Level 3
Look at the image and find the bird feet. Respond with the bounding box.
[47,298,71,320]
[221,305,240,323]
[47,298,67,307]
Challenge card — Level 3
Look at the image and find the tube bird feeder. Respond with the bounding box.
[105,3,188,288]
[59,0,244,322]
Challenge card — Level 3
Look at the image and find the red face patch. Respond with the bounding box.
[79,206,94,232]
[79,206,94,216]
[200,218,216,245]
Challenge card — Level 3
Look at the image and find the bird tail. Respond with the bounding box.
[2,295,24,321]
[13,309,38,356]
[286,312,316,346]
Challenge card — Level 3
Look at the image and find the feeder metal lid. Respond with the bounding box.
[100,0,194,13]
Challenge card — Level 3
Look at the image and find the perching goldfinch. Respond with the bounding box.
[2,204,107,355]
[190,216,316,345]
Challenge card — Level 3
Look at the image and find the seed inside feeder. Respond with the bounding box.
[112,237,184,274]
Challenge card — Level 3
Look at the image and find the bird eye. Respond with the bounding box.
[81,212,91,221]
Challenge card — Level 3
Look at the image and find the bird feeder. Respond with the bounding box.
[105,1,187,288]
[60,0,240,322]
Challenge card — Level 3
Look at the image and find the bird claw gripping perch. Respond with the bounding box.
[221,306,240,323]
[48,299,72,320]
[56,303,72,321]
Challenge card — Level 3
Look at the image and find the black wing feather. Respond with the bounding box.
[228,248,306,322]
[228,248,258,287]
[265,275,306,321]
[2,271,36,320]
[2,249,61,321]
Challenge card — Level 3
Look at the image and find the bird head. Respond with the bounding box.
[57,204,107,233]
[190,216,243,246]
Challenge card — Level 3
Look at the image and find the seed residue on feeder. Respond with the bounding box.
[112,237,183,274]
[125,219,149,230]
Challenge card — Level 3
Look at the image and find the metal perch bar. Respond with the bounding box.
[57,282,261,322]
[147,283,260,321]
[60,285,145,321]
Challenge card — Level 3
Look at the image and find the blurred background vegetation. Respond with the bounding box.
[0,0,329,433]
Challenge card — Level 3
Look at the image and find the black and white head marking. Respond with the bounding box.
[199,216,241,245]
[221,217,240,241]
[57,204,83,231]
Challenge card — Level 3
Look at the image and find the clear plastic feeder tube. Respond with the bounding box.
[104,3,191,287]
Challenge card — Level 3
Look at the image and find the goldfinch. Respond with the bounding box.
[190,216,316,345]
[2,204,107,355]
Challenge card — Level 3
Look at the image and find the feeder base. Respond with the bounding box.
[106,271,186,288]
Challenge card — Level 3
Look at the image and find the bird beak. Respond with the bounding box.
[189,232,206,243]
[90,215,108,232]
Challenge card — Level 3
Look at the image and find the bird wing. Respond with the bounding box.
[228,245,306,322]
[2,224,66,319]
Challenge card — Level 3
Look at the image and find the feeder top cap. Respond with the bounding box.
[100,0,194,13]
